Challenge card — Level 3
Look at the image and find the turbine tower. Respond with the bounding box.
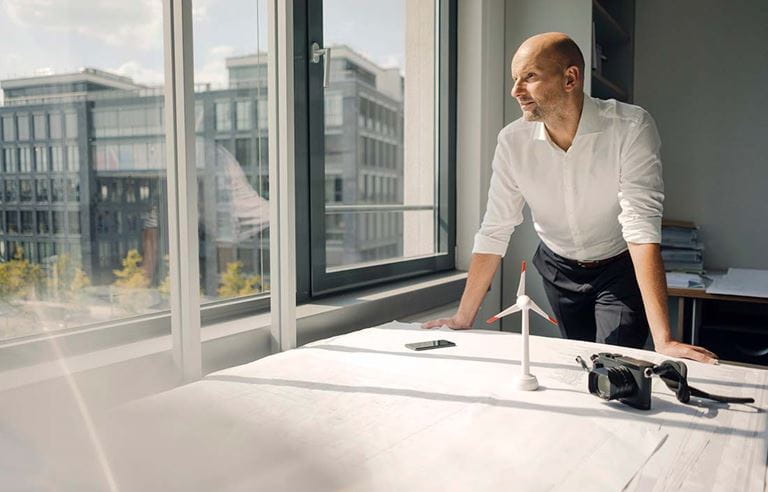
[487,261,558,391]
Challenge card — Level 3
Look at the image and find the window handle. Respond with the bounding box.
[310,42,331,88]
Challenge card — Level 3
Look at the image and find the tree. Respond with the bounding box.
[112,249,151,313]
[0,247,42,301]
[113,249,150,289]
[48,254,91,301]
[218,261,261,298]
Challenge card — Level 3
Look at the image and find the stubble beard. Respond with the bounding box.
[522,102,547,122]
[523,91,568,123]
[523,107,544,121]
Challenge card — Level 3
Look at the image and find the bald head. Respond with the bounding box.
[510,33,585,124]
[513,32,585,82]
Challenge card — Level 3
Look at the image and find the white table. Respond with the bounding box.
[108,322,768,491]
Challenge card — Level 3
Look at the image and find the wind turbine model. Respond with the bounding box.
[486,261,558,391]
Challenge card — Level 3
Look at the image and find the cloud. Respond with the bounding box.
[0,53,24,77]
[379,54,403,70]
[109,61,165,87]
[208,45,235,58]
[194,45,235,88]
[192,0,214,22]
[3,0,163,50]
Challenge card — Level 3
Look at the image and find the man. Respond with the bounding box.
[423,32,717,364]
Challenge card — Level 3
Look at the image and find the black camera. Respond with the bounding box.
[583,352,655,410]
[577,352,755,410]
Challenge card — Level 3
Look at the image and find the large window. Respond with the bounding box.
[33,114,47,140]
[19,147,32,172]
[193,0,271,307]
[0,1,455,353]
[297,0,456,296]
[2,148,16,172]
[2,116,15,141]
[17,115,30,140]
[0,0,170,341]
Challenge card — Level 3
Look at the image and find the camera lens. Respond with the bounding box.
[588,366,638,401]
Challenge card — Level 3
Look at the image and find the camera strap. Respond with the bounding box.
[651,360,755,405]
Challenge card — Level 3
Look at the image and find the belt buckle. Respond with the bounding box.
[576,259,598,268]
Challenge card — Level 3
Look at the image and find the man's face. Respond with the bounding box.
[510,51,566,122]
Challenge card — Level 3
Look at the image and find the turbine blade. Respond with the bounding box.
[486,304,522,324]
[529,300,558,326]
[516,260,527,297]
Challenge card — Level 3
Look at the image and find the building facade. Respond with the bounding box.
[0,46,404,320]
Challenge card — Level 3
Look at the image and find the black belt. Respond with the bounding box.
[565,250,629,269]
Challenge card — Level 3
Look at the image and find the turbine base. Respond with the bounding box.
[514,374,539,391]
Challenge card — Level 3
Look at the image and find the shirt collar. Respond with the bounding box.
[532,94,603,141]
[575,95,603,136]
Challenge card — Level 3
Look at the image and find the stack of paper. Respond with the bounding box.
[661,223,704,272]
[666,272,707,289]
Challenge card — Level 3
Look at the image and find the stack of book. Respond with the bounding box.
[661,220,704,273]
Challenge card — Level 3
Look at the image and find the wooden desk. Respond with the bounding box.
[668,287,768,361]
[668,287,768,305]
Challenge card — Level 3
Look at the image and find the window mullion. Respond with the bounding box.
[163,0,201,380]
[268,0,298,352]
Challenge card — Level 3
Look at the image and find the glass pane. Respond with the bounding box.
[325,210,423,270]
[322,0,439,270]
[0,1,170,341]
[192,0,271,304]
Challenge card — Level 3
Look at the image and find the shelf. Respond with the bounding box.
[590,0,633,104]
[591,70,628,101]
[592,0,630,45]
[701,324,768,336]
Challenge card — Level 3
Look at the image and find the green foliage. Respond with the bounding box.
[113,249,149,289]
[0,247,42,300]
[48,254,91,301]
[112,249,152,313]
[218,261,261,298]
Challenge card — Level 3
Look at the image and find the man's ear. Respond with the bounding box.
[563,66,580,92]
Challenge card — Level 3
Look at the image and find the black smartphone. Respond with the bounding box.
[405,340,456,351]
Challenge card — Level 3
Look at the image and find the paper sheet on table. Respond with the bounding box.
[346,390,667,492]
[666,272,706,289]
[109,322,765,491]
[706,268,768,298]
[554,422,667,491]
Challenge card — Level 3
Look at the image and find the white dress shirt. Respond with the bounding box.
[473,95,664,261]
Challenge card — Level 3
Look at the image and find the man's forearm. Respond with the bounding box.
[456,253,502,325]
[627,242,672,346]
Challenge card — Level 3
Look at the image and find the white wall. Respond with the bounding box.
[634,0,768,270]
[455,0,506,327]
[501,0,592,335]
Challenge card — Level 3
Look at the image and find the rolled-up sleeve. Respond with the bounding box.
[617,113,664,244]
[472,135,526,256]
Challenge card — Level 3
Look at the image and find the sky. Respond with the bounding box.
[0,0,405,94]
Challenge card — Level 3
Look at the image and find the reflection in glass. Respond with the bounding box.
[193,0,271,303]
[322,0,439,269]
[0,1,170,341]
[0,0,273,341]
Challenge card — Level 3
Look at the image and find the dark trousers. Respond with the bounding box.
[531,243,649,349]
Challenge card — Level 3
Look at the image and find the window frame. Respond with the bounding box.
[294,0,457,299]
[0,0,457,376]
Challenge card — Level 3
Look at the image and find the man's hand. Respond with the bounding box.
[626,243,719,365]
[421,315,473,330]
[655,339,719,364]
[421,253,502,331]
